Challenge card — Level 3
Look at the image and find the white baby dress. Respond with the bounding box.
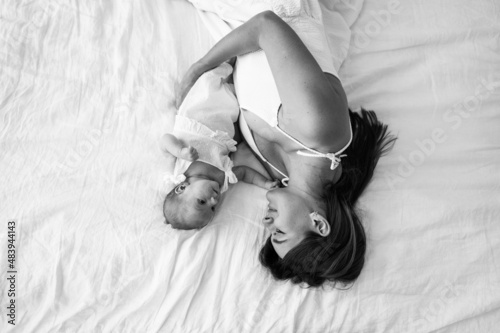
[168,63,240,193]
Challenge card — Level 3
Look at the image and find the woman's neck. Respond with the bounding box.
[286,153,341,202]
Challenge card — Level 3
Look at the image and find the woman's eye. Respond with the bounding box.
[276,229,284,234]
[198,199,206,205]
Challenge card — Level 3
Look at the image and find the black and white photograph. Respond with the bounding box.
[1,0,499,332]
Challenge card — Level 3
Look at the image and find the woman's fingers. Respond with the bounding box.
[175,63,205,109]
[175,77,193,109]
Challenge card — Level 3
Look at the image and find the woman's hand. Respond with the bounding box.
[175,61,206,109]
[175,13,266,109]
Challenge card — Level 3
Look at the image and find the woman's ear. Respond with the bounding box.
[309,212,331,237]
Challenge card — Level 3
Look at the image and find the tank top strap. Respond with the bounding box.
[275,118,353,170]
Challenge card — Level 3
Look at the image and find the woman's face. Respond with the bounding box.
[263,187,320,258]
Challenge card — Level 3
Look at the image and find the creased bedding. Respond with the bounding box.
[0,0,499,332]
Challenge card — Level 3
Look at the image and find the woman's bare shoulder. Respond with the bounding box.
[278,73,350,153]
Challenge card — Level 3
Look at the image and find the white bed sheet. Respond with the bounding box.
[0,0,499,332]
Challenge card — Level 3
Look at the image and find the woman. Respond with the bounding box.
[176,11,395,287]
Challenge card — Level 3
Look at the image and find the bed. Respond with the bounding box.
[1,0,499,332]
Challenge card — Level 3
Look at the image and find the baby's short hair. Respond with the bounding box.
[163,189,182,226]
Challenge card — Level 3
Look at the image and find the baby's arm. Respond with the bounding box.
[233,165,279,190]
[161,134,199,161]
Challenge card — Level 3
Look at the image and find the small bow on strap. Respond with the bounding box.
[296,151,347,170]
[325,153,347,170]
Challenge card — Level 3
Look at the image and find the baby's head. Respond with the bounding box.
[163,176,220,230]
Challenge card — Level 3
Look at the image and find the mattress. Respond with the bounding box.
[0,0,499,332]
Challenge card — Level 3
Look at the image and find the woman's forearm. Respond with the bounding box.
[176,12,268,107]
[193,12,265,75]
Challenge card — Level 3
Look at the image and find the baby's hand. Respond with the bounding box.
[264,180,280,190]
[179,146,199,161]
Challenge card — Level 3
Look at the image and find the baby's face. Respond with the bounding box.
[164,177,221,230]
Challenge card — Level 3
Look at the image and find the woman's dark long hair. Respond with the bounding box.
[259,108,396,287]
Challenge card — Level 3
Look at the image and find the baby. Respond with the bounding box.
[162,63,277,230]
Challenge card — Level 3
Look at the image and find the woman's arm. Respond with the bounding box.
[253,12,350,146]
[176,11,349,146]
[176,14,264,108]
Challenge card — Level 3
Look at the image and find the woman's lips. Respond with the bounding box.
[265,207,276,219]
